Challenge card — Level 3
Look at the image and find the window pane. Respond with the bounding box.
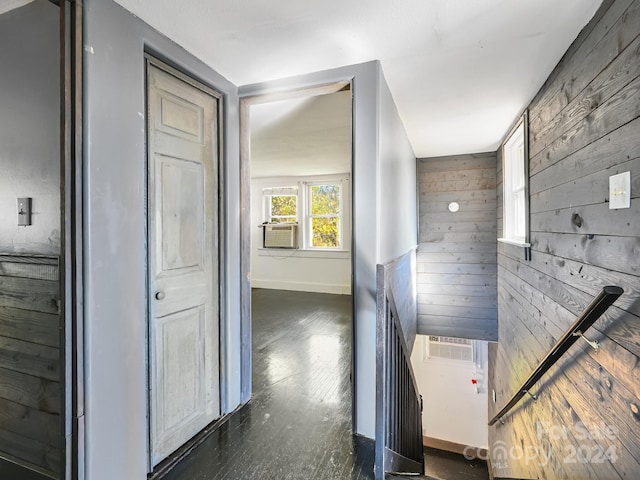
[271,195,297,218]
[311,217,340,248]
[503,121,527,243]
[311,184,340,215]
[271,216,296,224]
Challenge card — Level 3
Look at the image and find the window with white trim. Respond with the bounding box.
[260,175,350,251]
[263,186,298,224]
[306,182,343,249]
[501,117,529,245]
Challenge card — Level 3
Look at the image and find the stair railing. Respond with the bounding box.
[375,263,424,478]
[489,285,623,426]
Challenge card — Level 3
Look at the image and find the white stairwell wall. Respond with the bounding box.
[411,334,489,451]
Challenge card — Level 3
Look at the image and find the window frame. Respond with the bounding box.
[259,174,351,253]
[499,112,530,248]
[263,186,299,224]
[305,180,346,250]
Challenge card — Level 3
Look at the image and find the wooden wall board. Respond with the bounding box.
[530,157,640,214]
[417,251,497,265]
[418,168,496,185]
[417,305,497,321]
[419,212,496,227]
[418,242,496,254]
[417,153,498,341]
[529,202,640,237]
[417,152,496,172]
[499,253,640,358]
[383,249,418,351]
[0,306,60,348]
[500,244,640,316]
[498,283,640,477]
[416,272,497,287]
[529,117,640,195]
[420,198,497,214]
[529,10,640,157]
[530,74,640,175]
[499,267,640,424]
[418,177,496,193]
[417,263,497,275]
[420,231,497,244]
[526,0,617,114]
[530,232,640,277]
[0,275,59,315]
[0,261,58,281]
[419,189,496,203]
[416,283,496,297]
[0,254,61,476]
[0,427,59,476]
[502,244,640,315]
[416,315,497,342]
[0,335,59,381]
[417,293,497,309]
[0,396,60,447]
[493,305,622,478]
[528,0,637,133]
[0,366,60,414]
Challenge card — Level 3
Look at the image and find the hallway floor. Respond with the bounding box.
[165,288,375,480]
[164,288,490,480]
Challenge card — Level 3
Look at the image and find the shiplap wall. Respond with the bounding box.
[0,255,61,476]
[489,0,640,478]
[416,153,498,341]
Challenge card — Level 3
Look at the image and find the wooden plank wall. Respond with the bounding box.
[0,254,61,477]
[416,153,498,341]
[489,0,640,478]
[382,248,418,352]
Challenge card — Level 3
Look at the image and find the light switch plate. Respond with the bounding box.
[17,197,32,226]
[609,171,631,209]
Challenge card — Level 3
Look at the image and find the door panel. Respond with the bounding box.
[157,156,204,273]
[147,62,220,467]
[156,306,205,432]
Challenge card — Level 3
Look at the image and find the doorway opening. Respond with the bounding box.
[241,81,356,441]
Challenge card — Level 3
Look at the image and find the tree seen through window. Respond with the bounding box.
[309,184,341,248]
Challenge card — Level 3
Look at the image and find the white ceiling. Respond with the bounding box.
[250,90,351,178]
[114,0,601,158]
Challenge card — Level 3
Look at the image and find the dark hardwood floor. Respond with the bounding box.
[165,288,375,480]
[163,288,490,480]
[0,458,50,480]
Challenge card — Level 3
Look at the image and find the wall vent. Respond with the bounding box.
[425,336,474,362]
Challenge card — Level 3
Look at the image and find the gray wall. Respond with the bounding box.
[240,61,418,439]
[0,2,62,476]
[0,0,60,255]
[416,153,498,341]
[83,0,241,478]
[377,72,418,265]
[490,0,640,478]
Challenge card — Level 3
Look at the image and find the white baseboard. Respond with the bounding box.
[251,279,351,295]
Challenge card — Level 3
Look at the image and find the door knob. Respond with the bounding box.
[155,291,165,300]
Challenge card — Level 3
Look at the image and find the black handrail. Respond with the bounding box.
[489,285,623,426]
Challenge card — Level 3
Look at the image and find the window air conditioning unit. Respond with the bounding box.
[425,336,474,362]
[263,224,298,249]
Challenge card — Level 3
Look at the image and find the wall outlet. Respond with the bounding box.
[609,171,631,209]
